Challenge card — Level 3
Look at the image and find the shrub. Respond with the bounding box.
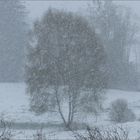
[33,128,46,140]
[109,99,136,123]
[74,126,129,140]
[0,118,13,140]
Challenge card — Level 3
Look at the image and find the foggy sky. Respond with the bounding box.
[26,1,90,22]
[26,1,140,21]
[25,1,140,63]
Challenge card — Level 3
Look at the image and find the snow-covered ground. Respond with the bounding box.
[1,83,140,139]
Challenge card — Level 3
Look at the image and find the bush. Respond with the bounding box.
[33,128,46,140]
[74,126,129,140]
[0,118,13,140]
[109,99,136,123]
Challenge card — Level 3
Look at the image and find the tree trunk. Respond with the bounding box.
[54,86,68,128]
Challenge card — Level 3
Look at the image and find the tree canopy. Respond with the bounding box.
[26,9,106,128]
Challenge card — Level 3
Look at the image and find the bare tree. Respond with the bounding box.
[26,9,106,128]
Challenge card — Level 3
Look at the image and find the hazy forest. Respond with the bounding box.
[1,0,140,140]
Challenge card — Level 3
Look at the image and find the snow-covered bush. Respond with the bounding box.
[0,118,13,140]
[33,129,46,140]
[109,99,136,123]
[75,126,129,140]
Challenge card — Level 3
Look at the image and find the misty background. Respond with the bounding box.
[1,1,140,83]
[1,1,140,139]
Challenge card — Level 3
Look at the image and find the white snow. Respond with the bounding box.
[0,83,140,139]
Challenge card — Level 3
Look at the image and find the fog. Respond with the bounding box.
[1,1,140,139]
[26,1,140,64]
[26,1,140,21]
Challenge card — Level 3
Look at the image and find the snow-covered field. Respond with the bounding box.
[1,83,140,139]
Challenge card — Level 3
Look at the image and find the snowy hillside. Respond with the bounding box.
[0,83,140,122]
[1,83,140,139]
[1,83,140,123]
[0,83,62,123]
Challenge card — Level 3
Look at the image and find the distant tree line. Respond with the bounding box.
[0,0,27,82]
[89,1,139,90]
